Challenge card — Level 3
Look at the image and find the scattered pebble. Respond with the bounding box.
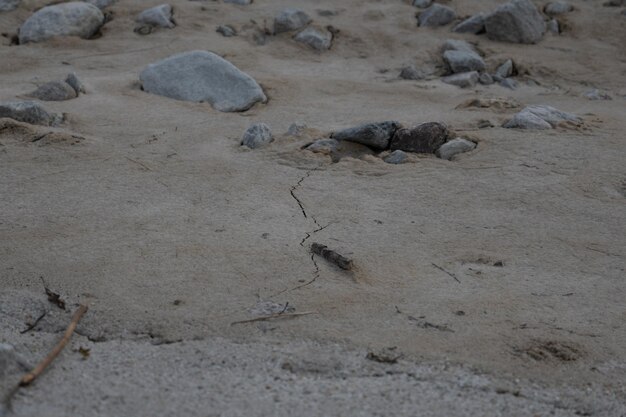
[217,25,237,37]
[0,101,61,126]
[544,1,573,16]
[0,0,18,12]
[442,71,479,88]
[547,19,560,34]
[331,121,401,150]
[412,0,432,8]
[479,73,494,85]
[443,50,485,74]
[390,122,449,153]
[305,138,339,154]
[399,64,439,80]
[478,119,494,128]
[383,150,408,164]
[294,27,332,51]
[26,81,77,101]
[583,89,612,100]
[484,0,546,44]
[452,14,485,34]
[274,8,311,34]
[137,4,175,29]
[436,138,476,160]
[241,123,273,149]
[504,105,580,129]
[139,50,266,112]
[441,39,477,53]
[19,2,104,44]
[417,4,456,27]
[287,122,307,136]
[499,78,519,90]
[495,59,514,78]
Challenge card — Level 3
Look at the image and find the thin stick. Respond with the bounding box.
[431,263,461,283]
[230,311,316,326]
[20,304,88,386]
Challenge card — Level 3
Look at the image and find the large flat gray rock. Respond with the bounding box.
[0,101,61,126]
[503,105,580,129]
[331,121,401,150]
[26,81,77,101]
[19,2,104,44]
[484,0,545,44]
[139,50,267,112]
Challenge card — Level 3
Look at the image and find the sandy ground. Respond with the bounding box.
[1,0,625,415]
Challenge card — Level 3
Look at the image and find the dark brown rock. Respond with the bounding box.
[390,122,449,153]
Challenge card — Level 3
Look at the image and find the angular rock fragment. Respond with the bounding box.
[139,50,266,112]
[443,50,485,73]
[452,14,485,33]
[26,81,77,101]
[0,101,61,126]
[544,1,573,16]
[287,122,306,136]
[547,19,559,34]
[503,105,580,129]
[383,150,408,164]
[137,4,175,29]
[399,64,439,80]
[495,59,514,78]
[241,123,272,149]
[412,0,432,8]
[479,73,494,85]
[294,27,332,51]
[442,71,479,88]
[484,0,546,44]
[390,122,449,153]
[436,138,476,160]
[19,2,104,44]
[499,78,518,90]
[442,39,477,53]
[417,4,456,27]
[217,25,237,37]
[331,121,401,150]
[65,72,85,94]
[274,8,311,34]
[583,89,612,100]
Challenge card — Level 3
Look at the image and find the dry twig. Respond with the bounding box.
[230,311,316,326]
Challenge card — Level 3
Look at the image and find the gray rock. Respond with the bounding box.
[547,18,559,34]
[84,0,115,9]
[274,8,311,34]
[544,1,573,16]
[217,25,237,37]
[390,122,449,153]
[442,39,477,53]
[0,101,61,126]
[604,0,625,5]
[137,4,175,29]
[331,121,401,150]
[495,59,514,78]
[287,122,307,136]
[479,73,494,85]
[140,50,266,112]
[441,71,479,88]
[306,138,339,154]
[503,105,580,129]
[65,72,85,94]
[19,2,104,44]
[294,27,332,51]
[0,0,19,12]
[436,138,476,160]
[26,80,77,101]
[417,4,456,27]
[484,0,546,44]
[241,123,272,149]
[452,14,485,33]
[383,150,408,164]
[412,0,432,8]
[399,64,439,80]
[583,89,612,100]
[443,50,485,73]
[224,0,251,4]
[499,78,518,90]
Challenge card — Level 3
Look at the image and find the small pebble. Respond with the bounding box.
[241,123,273,149]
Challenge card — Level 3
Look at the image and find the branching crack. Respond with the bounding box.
[290,171,311,219]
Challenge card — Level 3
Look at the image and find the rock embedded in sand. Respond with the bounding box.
[442,71,479,88]
[479,73,494,85]
[241,123,273,149]
[503,105,580,129]
[418,4,456,27]
[436,138,476,160]
[139,50,266,112]
[584,89,612,100]
[499,78,518,90]
[484,0,546,44]
[442,39,477,54]
[495,59,514,78]
[390,122,449,153]
[65,72,85,94]
[274,8,312,34]
[294,27,332,51]
[383,150,408,164]
[137,4,175,29]
[547,19,559,34]
[0,0,18,12]
[331,121,401,150]
[26,81,77,101]
[412,0,432,8]
[544,1,573,16]
[19,2,104,44]
[305,138,339,154]
[443,50,485,73]
[217,25,237,37]
[287,122,306,136]
[0,101,61,126]
[452,14,485,33]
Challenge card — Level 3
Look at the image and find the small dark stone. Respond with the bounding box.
[216,25,237,37]
[331,121,401,150]
[390,122,449,153]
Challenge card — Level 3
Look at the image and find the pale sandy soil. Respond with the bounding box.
[1,0,625,415]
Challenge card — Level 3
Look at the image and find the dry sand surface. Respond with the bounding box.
[1,0,625,415]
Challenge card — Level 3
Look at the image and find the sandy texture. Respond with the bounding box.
[1,0,625,415]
